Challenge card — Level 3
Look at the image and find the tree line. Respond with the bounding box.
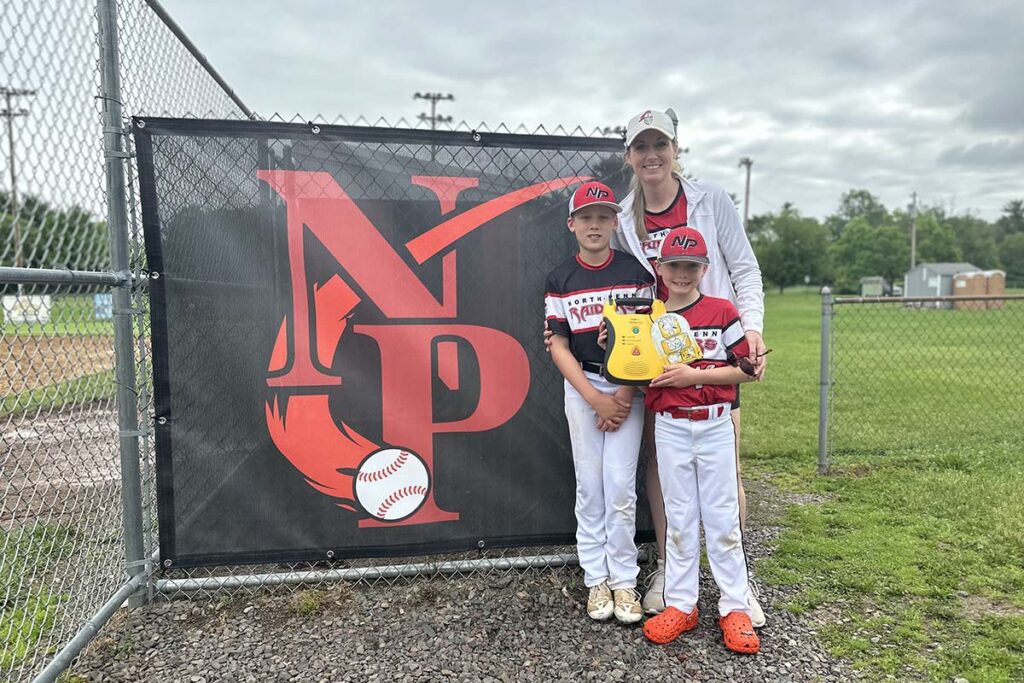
[5,188,1024,296]
[748,190,1024,293]
[1,192,109,273]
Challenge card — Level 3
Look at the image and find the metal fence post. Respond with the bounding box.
[818,286,832,474]
[98,0,148,605]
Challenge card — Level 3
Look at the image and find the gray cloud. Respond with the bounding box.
[160,0,1023,220]
[938,140,1024,168]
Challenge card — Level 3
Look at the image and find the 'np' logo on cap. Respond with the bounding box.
[672,235,699,250]
[658,226,710,264]
[568,181,623,216]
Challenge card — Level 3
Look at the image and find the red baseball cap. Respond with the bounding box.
[658,226,709,264]
[568,181,622,216]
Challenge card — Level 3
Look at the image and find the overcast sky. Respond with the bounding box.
[156,0,1022,222]
[6,0,1019,224]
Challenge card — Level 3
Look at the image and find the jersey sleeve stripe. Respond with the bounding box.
[722,318,745,349]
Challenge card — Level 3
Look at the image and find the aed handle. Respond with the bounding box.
[610,297,655,308]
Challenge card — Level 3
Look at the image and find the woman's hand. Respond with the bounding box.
[649,363,703,388]
[745,330,768,377]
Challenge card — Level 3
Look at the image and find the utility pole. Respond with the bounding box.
[738,157,753,227]
[413,92,454,130]
[910,191,918,270]
[413,92,454,162]
[2,86,37,272]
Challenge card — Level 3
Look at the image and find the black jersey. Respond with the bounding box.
[544,250,656,366]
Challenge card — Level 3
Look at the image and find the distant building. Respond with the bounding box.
[904,262,980,298]
[859,276,887,297]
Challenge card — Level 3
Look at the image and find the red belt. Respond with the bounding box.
[660,403,730,421]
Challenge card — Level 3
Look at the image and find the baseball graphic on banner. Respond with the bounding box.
[354,448,431,522]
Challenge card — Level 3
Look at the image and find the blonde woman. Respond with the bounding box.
[615,108,767,625]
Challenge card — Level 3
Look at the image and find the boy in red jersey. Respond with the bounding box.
[640,226,761,654]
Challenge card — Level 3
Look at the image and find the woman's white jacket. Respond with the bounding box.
[612,177,765,334]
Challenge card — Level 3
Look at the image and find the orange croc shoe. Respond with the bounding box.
[643,606,698,644]
[719,611,760,654]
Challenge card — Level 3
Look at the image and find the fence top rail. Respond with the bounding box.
[141,0,256,120]
[833,294,1024,305]
[0,266,128,287]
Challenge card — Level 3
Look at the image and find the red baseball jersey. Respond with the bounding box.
[640,184,688,301]
[645,293,749,412]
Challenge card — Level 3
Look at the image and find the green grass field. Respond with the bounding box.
[1,294,118,417]
[744,291,1024,682]
[0,369,116,417]
[1,295,114,337]
[0,526,73,671]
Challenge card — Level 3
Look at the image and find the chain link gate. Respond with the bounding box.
[817,289,1024,473]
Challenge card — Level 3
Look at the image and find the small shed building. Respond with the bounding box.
[904,262,980,298]
[859,276,888,297]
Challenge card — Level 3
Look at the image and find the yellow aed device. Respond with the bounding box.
[602,297,666,385]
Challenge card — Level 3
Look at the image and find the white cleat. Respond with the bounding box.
[613,588,644,624]
[587,582,614,621]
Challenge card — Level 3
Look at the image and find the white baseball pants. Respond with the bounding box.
[564,373,644,589]
[654,408,751,617]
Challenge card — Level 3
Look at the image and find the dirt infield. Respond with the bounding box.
[0,404,120,529]
[0,335,115,396]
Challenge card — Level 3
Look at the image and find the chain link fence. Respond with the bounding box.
[1,0,250,680]
[818,291,1024,472]
[2,1,633,680]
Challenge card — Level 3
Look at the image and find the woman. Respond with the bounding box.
[615,108,768,625]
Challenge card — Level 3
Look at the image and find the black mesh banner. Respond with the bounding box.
[135,118,651,567]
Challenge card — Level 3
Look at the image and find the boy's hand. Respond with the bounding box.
[543,322,553,354]
[612,385,634,403]
[596,386,635,431]
[649,363,702,388]
[596,320,608,350]
[590,392,631,428]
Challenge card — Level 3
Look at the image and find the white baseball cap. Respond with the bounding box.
[625,108,677,147]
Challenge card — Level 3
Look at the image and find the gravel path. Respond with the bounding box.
[70,478,860,682]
